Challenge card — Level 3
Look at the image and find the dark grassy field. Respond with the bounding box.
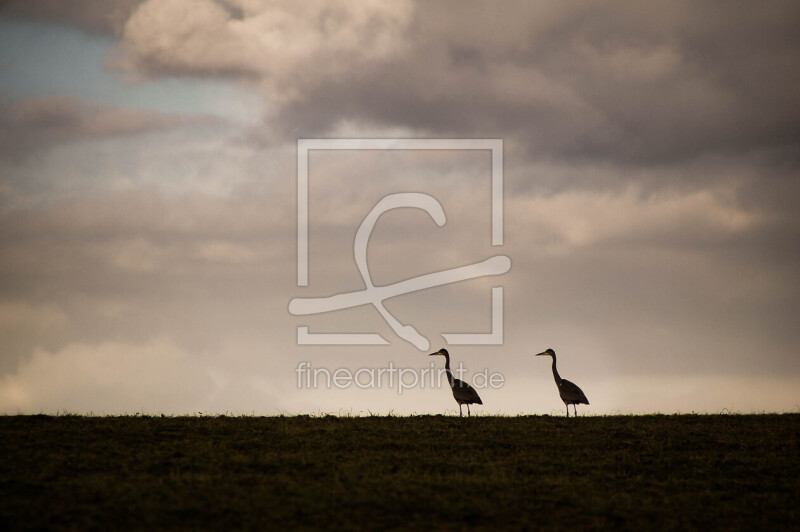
[1,414,798,530]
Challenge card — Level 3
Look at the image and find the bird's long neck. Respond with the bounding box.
[443,353,454,386]
[550,355,562,385]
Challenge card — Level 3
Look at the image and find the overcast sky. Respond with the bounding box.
[0,0,798,415]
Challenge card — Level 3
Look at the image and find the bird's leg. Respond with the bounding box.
[467,404,471,417]
[459,404,463,417]
[573,405,578,417]
[565,403,569,417]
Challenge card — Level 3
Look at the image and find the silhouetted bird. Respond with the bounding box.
[535,348,589,417]
[429,348,483,416]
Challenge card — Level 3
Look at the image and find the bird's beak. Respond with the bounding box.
[534,351,547,357]
[428,351,440,356]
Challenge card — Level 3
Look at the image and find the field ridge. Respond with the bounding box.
[1,414,798,530]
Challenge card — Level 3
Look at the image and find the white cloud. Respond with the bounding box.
[511,183,759,252]
[0,338,215,414]
[117,0,414,101]
[589,374,800,415]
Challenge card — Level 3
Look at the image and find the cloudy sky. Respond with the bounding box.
[0,0,798,415]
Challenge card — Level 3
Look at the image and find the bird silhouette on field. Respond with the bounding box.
[535,348,589,417]
[429,348,482,416]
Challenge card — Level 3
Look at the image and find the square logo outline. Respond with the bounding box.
[294,138,505,348]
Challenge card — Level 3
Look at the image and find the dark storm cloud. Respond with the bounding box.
[1,1,798,413]
[279,2,800,166]
[9,1,800,167]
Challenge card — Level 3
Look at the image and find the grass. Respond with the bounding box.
[1,414,798,530]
